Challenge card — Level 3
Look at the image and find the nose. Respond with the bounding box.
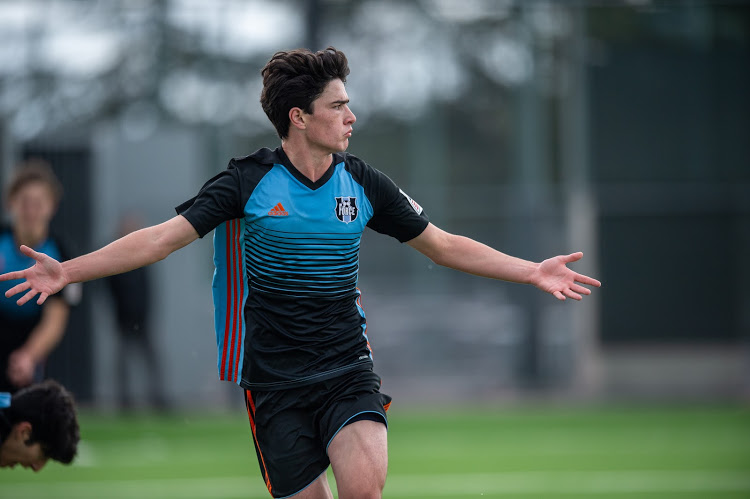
[345,105,356,125]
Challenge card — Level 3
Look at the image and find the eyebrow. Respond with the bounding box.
[331,99,349,106]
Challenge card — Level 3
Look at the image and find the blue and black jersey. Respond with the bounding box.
[0,228,78,392]
[177,147,428,391]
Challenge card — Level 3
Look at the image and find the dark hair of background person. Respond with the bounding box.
[0,379,79,464]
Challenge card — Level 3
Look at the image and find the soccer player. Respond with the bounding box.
[0,379,80,471]
[0,47,600,498]
[0,160,81,393]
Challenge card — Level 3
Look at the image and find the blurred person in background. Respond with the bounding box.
[0,47,600,498]
[106,213,167,412]
[0,160,81,393]
[0,379,79,471]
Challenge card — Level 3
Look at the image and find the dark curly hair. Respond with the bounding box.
[1,380,79,464]
[260,46,350,139]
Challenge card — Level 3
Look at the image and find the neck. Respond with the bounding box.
[281,140,333,183]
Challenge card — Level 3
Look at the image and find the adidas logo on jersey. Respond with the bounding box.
[268,203,289,216]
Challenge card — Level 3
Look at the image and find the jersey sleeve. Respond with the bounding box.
[348,157,429,242]
[175,160,245,238]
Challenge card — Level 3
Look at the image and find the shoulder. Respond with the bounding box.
[230,147,280,170]
[338,152,382,184]
[338,152,369,170]
[226,148,279,185]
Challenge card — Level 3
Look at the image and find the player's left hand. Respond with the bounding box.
[532,252,601,301]
[7,349,35,387]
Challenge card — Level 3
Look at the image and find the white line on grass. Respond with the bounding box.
[3,470,750,498]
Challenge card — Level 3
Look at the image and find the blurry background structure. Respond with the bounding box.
[0,0,748,409]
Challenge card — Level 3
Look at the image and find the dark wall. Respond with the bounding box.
[590,41,749,343]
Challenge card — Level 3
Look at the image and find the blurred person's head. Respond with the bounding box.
[0,380,79,471]
[5,160,63,246]
[260,46,351,140]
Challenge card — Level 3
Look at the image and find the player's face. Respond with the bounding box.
[8,181,56,232]
[0,424,49,472]
[302,78,356,154]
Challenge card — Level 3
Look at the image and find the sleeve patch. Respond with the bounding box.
[399,189,423,215]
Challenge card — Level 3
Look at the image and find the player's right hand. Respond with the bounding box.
[0,245,66,306]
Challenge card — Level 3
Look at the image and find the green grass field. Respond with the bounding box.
[2,405,749,499]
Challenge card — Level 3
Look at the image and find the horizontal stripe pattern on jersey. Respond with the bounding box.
[245,223,360,298]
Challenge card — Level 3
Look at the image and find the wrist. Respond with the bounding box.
[60,260,75,287]
[527,261,542,287]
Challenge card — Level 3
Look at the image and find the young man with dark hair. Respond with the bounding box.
[0,379,80,471]
[0,47,600,498]
[0,160,81,393]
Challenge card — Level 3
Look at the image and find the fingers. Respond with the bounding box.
[17,288,39,306]
[561,252,584,263]
[5,280,30,298]
[553,284,591,301]
[0,270,24,282]
[37,292,49,305]
[575,274,602,287]
[19,244,40,259]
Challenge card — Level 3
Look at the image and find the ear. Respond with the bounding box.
[288,107,307,131]
[12,421,32,442]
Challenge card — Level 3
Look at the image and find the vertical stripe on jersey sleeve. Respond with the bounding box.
[228,220,239,377]
[212,219,249,384]
[218,223,230,378]
[233,219,245,381]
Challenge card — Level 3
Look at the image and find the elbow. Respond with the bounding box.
[144,237,174,264]
[153,247,171,262]
[147,224,185,263]
[423,239,455,268]
[428,252,448,268]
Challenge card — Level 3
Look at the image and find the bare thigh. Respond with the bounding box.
[328,420,388,499]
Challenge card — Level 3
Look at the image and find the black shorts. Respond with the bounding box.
[243,369,392,498]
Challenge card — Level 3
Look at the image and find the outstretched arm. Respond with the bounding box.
[407,223,601,300]
[1,215,199,306]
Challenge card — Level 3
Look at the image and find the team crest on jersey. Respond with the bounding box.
[335,196,358,223]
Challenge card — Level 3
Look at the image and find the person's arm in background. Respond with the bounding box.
[1,215,199,306]
[7,298,69,386]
